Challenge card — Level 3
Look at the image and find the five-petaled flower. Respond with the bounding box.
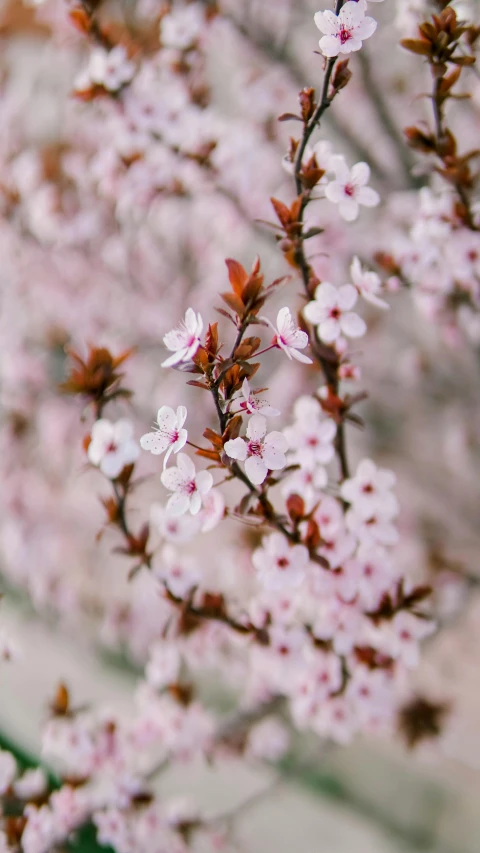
[303,282,366,344]
[140,406,188,468]
[230,378,280,418]
[224,414,287,485]
[75,46,135,94]
[162,308,203,368]
[253,532,309,589]
[350,256,389,309]
[314,1,377,57]
[325,157,380,222]
[88,419,139,479]
[264,307,313,364]
[161,453,213,516]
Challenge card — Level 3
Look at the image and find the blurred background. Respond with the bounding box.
[0,0,480,850]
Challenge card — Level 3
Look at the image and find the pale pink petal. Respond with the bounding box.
[247,414,267,442]
[330,155,349,182]
[289,348,313,364]
[303,300,325,325]
[176,452,195,478]
[140,432,168,454]
[313,281,338,307]
[162,349,186,368]
[262,442,287,471]
[341,312,367,338]
[357,186,380,207]
[100,452,125,479]
[184,307,198,334]
[166,492,190,516]
[245,455,268,485]
[189,492,202,515]
[356,15,378,39]
[325,181,345,204]
[195,470,213,495]
[339,37,363,54]
[276,306,292,335]
[314,10,339,35]
[224,437,247,461]
[338,198,359,221]
[351,162,370,186]
[319,34,341,56]
[113,419,134,443]
[318,317,340,343]
[123,440,140,465]
[156,406,177,430]
[337,283,358,311]
[161,466,188,491]
[176,406,188,428]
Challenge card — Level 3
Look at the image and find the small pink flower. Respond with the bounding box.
[76,46,135,93]
[303,282,366,344]
[224,414,287,485]
[161,453,213,516]
[140,405,188,468]
[350,256,389,309]
[340,458,397,520]
[314,1,377,57]
[252,532,309,589]
[88,419,139,479]
[230,378,280,418]
[325,157,380,221]
[264,307,313,364]
[162,308,203,368]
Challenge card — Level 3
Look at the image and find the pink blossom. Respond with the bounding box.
[224,414,287,485]
[350,256,389,309]
[76,46,135,93]
[140,405,188,468]
[283,396,337,468]
[303,282,366,344]
[161,453,213,515]
[149,503,199,543]
[87,419,139,479]
[325,157,380,221]
[197,488,225,533]
[230,378,280,418]
[155,544,200,598]
[346,507,399,546]
[314,1,377,57]
[162,308,203,368]
[246,717,290,761]
[264,307,313,364]
[252,532,309,589]
[340,459,398,520]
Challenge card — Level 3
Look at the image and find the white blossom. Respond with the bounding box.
[350,256,389,309]
[303,282,366,344]
[140,405,188,468]
[224,414,287,485]
[314,1,377,57]
[88,419,139,479]
[264,307,313,363]
[325,157,380,221]
[162,308,203,368]
[161,453,213,516]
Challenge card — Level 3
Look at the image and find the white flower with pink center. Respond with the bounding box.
[162,308,203,368]
[283,397,337,468]
[350,256,389,309]
[368,611,435,668]
[140,405,187,468]
[314,1,377,57]
[224,414,287,486]
[252,532,309,589]
[325,156,380,221]
[230,378,280,418]
[340,458,398,520]
[149,503,199,543]
[76,46,135,93]
[303,281,366,344]
[161,453,213,516]
[346,506,399,546]
[88,419,140,479]
[264,307,313,364]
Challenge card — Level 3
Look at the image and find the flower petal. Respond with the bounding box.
[247,414,267,442]
[245,455,268,485]
[224,437,247,461]
[341,312,367,338]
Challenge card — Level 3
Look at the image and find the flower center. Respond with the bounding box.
[344,183,355,197]
[362,483,374,493]
[277,557,289,569]
[184,479,197,495]
[248,440,263,457]
[106,441,118,453]
[339,26,352,45]
[329,307,341,319]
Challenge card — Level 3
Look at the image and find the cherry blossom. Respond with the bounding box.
[264,307,313,364]
[246,718,290,762]
[252,532,309,589]
[154,544,201,598]
[75,46,135,94]
[303,282,366,344]
[314,1,378,57]
[162,309,203,368]
[340,459,398,520]
[283,404,337,468]
[140,406,188,468]
[88,419,140,479]
[350,256,389,309]
[230,378,280,418]
[160,453,213,515]
[224,414,287,485]
[325,157,380,221]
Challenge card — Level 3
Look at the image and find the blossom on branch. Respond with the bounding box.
[325,157,380,221]
[230,378,280,418]
[75,46,135,94]
[140,406,188,468]
[88,419,139,479]
[162,308,203,367]
[160,454,213,516]
[350,256,389,309]
[252,533,310,590]
[224,414,287,485]
[264,307,313,364]
[303,282,366,344]
[314,1,377,57]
